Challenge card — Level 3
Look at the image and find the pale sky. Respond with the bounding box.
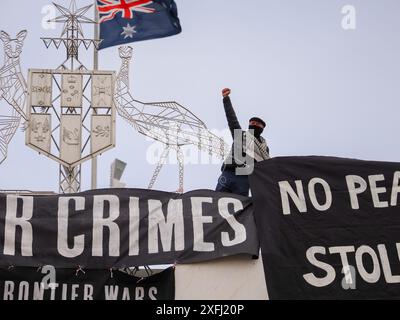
[0,0,399,193]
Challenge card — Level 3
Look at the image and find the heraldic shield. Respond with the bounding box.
[25,69,116,169]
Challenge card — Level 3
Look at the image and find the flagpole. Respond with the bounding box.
[91,0,99,190]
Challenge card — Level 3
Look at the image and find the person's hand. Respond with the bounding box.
[222,88,231,97]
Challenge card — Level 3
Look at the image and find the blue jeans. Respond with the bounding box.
[215,170,250,197]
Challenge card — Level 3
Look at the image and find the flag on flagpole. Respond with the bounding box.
[97,0,182,50]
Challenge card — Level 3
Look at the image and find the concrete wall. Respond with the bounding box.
[174,254,268,300]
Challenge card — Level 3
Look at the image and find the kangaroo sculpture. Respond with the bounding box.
[0,30,27,164]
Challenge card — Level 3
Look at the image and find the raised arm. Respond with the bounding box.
[222,88,241,136]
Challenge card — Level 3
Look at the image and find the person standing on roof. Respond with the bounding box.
[216,88,270,196]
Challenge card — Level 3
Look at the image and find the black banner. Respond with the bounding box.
[249,156,400,299]
[0,188,258,268]
[0,266,174,300]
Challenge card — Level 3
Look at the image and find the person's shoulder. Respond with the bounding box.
[261,136,268,145]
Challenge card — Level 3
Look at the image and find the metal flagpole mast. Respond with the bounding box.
[91,0,99,190]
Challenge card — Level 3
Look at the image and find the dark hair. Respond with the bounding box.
[249,117,266,128]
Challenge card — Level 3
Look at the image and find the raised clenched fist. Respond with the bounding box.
[222,88,231,97]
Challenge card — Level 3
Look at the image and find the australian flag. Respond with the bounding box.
[97,0,182,50]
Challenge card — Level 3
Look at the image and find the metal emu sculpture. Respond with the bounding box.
[115,46,229,192]
[0,30,27,164]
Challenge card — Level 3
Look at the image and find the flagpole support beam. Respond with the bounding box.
[91,0,100,190]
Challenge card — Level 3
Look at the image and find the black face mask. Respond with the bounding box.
[249,125,264,138]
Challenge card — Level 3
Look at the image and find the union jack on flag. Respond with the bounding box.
[97,0,182,50]
[98,0,156,23]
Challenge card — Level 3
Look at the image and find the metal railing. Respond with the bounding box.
[0,190,57,196]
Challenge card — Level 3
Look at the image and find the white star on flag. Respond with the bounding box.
[121,23,137,39]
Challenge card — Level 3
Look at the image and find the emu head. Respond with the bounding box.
[0,30,27,59]
[119,46,133,61]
